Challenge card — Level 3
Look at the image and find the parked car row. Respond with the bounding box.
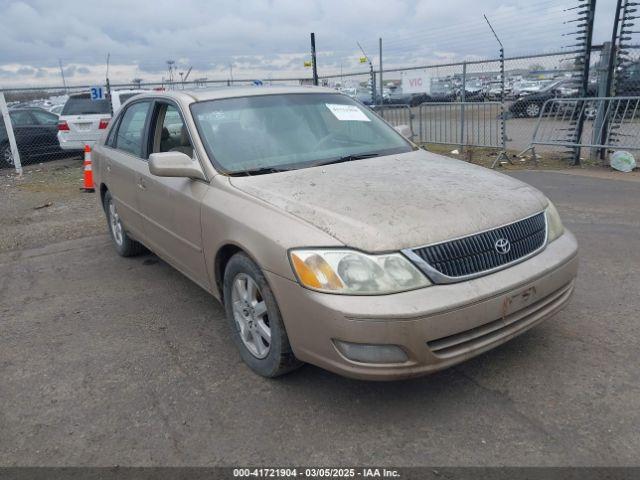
[1,107,64,168]
[1,89,146,168]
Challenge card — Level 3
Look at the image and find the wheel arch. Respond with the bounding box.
[99,183,109,211]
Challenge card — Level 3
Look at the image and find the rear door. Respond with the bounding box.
[29,109,61,156]
[136,100,209,288]
[102,100,153,241]
[8,110,39,157]
[59,94,111,144]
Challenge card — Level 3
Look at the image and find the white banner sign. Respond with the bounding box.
[401,70,431,94]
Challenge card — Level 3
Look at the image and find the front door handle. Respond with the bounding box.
[137,177,146,190]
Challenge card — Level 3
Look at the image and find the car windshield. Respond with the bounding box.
[190,92,412,175]
[62,94,111,115]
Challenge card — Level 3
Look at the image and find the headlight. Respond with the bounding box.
[289,249,431,294]
[546,201,564,242]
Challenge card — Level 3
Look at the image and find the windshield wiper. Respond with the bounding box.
[230,166,290,176]
[230,152,383,176]
[314,152,382,167]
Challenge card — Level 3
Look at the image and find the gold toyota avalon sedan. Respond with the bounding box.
[92,86,578,380]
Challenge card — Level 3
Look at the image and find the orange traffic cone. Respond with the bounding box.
[82,144,94,192]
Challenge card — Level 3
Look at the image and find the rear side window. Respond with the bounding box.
[62,94,110,115]
[115,102,151,157]
[9,111,33,126]
[31,110,58,125]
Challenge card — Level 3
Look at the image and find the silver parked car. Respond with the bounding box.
[92,86,578,380]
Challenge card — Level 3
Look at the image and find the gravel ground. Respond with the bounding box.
[0,159,105,253]
[0,161,639,467]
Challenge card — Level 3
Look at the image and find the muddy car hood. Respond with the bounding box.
[229,150,549,252]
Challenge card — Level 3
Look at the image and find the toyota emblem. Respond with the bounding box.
[494,238,511,255]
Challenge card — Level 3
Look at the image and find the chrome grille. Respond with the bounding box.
[408,212,546,283]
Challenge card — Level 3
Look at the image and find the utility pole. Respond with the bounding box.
[357,42,375,104]
[58,59,67,92]
[379,38,383,104]
[310,33,319,86]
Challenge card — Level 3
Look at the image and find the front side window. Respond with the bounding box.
[115,102,151,157]
[190,93,412,175]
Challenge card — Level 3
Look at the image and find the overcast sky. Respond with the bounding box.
[0,0,621,87]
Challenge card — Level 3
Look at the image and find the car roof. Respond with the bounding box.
[9,106,48,112]
[113,89,148,95]
[132,85,338,104]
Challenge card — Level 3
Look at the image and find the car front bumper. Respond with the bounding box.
[266,230,579,380]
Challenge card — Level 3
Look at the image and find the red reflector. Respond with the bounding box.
[98,118,110,129]
[58,120,70,131]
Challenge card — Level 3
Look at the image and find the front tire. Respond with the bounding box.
[223,253,302,378]
[103,190,145,257]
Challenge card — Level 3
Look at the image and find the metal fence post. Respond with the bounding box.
[593,42,612,161]
[460,62,467,152]
[0,91,23,175]
[379,38,383,106]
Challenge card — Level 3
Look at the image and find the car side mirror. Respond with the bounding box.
[393,124,413,139]
[148,152,206,180]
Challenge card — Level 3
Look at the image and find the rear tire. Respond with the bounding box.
[1,143,15,169]
[223,253,302,378]
[103,190,145,257]
[526,103,541,118]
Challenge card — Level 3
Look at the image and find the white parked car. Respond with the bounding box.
[48,104,64,115]
[57,93,112,151]
[110,89,147,113]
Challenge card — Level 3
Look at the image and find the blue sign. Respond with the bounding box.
[90,86,105,101]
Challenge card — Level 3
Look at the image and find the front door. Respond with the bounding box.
[136,101,210,289]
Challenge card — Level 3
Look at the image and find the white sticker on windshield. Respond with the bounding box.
[325,103,371,122]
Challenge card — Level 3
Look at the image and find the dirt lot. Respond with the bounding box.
[1,159,639,467]
[0,158,104,253]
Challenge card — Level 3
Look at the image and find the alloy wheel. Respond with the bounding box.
[526,103,541,118]
[108,202,124,246]
[231,273,271,359]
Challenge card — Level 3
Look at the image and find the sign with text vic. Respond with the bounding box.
[401,70,431,94]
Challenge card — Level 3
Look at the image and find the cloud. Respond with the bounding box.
[0,0,621,87]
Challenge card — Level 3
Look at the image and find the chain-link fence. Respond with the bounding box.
[317,51,589,158]
[2,44,640,173]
